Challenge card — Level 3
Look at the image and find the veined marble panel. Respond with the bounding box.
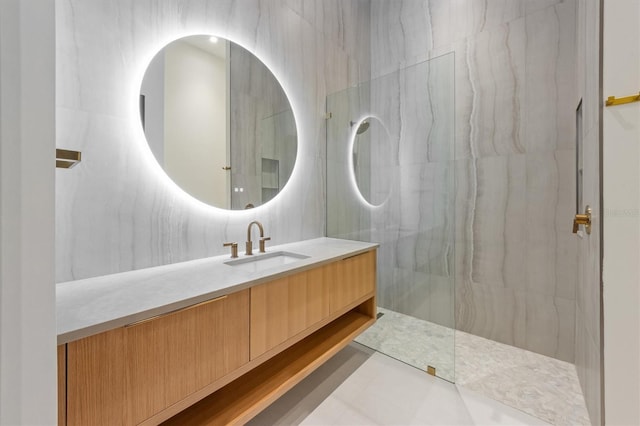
[449,0,525,48]
[368,0,579,367]
[464,19,527,157]
[524,0,577,153]
[525,0,566,15]
[370,0,435,78]
[456,282,575,361]
[467,154,527,290]
[56,0,370,281]
[525,150,577,300]
[456,284,525,347]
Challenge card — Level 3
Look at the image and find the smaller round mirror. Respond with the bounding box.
[352,116,393,206]
[140,35,297,209]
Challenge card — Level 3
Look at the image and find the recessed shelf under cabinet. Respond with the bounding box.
[161,306,374,425]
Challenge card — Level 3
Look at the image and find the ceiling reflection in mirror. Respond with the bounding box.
[140,35,297,210]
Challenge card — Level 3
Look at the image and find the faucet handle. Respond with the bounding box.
[259,237,271,253]
[223,242,238,258]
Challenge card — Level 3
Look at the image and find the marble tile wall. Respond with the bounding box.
[55,0,370,282]
[362,0,579,363]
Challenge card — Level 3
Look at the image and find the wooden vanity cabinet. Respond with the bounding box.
[59,249,377,426]
[63,290,250,426]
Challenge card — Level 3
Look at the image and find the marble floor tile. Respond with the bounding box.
[456,328,590,425]
[458,387,551,426]
[355,307,590,425]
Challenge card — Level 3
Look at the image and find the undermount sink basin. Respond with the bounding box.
[224,251,310,272]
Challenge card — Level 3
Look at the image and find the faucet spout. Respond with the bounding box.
[245,221,265,255]
[247,221,264,242]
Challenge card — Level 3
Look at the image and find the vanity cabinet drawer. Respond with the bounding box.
[65,289,250,426]
[249,250,376,360]
[250,266,330,359]
[329,250,376,314]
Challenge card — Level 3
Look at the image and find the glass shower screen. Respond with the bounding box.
[326,53,456,382]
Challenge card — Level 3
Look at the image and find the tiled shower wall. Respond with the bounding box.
[369,0,579,362]
[55,0,370,282]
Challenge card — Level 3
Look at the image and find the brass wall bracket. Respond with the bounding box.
[605,92,640,107]
[427,365,436,376]
[56,149,82,169]
[573,205,592,235]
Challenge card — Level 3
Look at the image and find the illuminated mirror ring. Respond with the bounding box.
[349,115,394,207]
[139,34,298,210]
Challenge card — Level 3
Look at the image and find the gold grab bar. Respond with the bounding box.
[605,92,640,107]
[125,295,228,327]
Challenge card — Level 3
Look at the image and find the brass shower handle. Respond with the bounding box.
[573,206,592,234]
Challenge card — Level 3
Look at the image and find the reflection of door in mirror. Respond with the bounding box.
[140,35,297,210]
[228,44,296,210]
[141,38,231,208]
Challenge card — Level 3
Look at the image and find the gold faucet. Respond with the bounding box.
[246,221,270,255]
[223,242,238,258]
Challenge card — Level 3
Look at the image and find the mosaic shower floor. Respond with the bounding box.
[355,308,591,425]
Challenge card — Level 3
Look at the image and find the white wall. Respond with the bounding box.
[0,0,57,424]
[164,40,228,208]
[603,0,640,424]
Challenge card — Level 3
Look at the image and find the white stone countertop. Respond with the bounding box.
[56,237,378,345]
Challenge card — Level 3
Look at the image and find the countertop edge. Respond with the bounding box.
[57,238,378,345]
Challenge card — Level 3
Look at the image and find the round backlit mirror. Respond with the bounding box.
[352,116,393,206]
[140,35,297,209]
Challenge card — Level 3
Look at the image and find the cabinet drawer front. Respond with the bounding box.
[66,328,127,426]
[330,250,376,314]
[250,266,329,359]
[65,290,250,426]
[250,250,376,360]
[127,290,250,424]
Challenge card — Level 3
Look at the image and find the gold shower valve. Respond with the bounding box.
[573,206,592,234]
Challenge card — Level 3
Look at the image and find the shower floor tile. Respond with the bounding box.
[355,307,456,380]
[355,307,591,425]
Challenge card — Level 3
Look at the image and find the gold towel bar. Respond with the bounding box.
[56,148,82,169]
[605,92,640,107]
